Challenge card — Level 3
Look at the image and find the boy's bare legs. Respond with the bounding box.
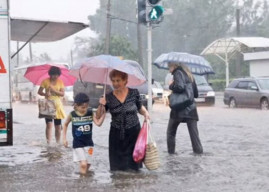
[55,125,62,143]
[46,122,53,144]
[80,160,89,175]
[87,164,91,171]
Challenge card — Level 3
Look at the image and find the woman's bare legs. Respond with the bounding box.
[46,122,53,144]
[55,125,62,143]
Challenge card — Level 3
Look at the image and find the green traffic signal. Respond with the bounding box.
[148,5,164,21]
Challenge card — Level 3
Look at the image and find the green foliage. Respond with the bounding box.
[109,35,138,60]
[86,0,269,82]
[152,0,235,57]
[88,0,137,45]
[72,35,138,61]
[209,79,227,91]
[239,0,268,36]
[205,54,250,80]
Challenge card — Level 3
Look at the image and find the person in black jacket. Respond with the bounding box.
[167,62,203,154]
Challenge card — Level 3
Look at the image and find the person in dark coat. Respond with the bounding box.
[167,62,203,154]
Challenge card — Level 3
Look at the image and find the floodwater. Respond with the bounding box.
[0,95,269,192]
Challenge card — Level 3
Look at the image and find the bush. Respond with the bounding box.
[209,79,226,91]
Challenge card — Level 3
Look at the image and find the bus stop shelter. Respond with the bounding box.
[201,37,269,86]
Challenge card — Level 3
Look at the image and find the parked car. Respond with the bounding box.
[152,80,164,100]
[194,74,215,105]
[63,86,74,105]
[73,81,154,109]
[223,77,269,110]
[163,73,215,106]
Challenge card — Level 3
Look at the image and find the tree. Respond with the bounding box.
[150,0,235,82]
[88,0,237,82]
[88,0,137,46]
[234,0,268,36]
[88,0,269,82]
[72,35,138,61]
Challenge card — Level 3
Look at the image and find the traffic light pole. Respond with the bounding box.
[105,0,111,54]
[147,22,153,115]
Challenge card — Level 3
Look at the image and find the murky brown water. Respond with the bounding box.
[1,96,269,192]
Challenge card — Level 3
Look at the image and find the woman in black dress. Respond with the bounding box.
[97,70,150,171]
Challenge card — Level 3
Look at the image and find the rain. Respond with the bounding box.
[1,0,269,191]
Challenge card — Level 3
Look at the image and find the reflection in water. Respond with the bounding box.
[110,170,159,191]
[2,103,269,191]
[0,145,45,166]
[40,146,63,162]
[0,143,68,166]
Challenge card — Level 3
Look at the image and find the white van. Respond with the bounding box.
[12,65,42,102]
[152,80,164,100]
[63,86,74,105]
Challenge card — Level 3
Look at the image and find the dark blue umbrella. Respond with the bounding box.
[153,52,214,75]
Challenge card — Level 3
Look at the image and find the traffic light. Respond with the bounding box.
[137,0,147,24]
[147,0,164,24]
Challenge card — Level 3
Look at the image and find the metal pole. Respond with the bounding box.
[225,52,229,87]
[236,9,240,36]
[16,41,19,67]
[147,22,153,115]
[70,49,73,67]
[235,8,241,77]
[15,41,19,88]
[29,42,33,62]
[105,0,111,54]
[137,22,144,68]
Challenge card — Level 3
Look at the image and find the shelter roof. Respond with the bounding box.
[201,37,269,55]
[11,17,88,42]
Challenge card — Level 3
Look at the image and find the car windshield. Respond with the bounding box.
[65,86,73,91]
[194,75,208,85]
[153,81,163,89]
[257,79,269,90]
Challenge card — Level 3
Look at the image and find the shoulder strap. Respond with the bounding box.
[71,111,76,118]
[177,69,187,85]
[87,108,93,116]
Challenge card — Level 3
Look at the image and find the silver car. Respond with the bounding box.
[223,77,269,110]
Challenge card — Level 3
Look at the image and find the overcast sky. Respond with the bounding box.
[9,0,100,62]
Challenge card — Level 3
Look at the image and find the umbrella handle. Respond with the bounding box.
[79,69,87,88]
[103,84,106,97]
[103,68,108,98]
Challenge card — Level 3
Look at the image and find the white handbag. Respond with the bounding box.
[38,99,56,119]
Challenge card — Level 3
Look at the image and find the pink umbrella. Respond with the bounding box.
[24,63,76,86]
[69,55,147,95]
[69,55,147,86]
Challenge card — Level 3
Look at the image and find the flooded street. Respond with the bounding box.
[1,94,269,192]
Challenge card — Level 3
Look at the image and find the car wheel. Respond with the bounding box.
[260,98,269,110]
[229,98,237,108]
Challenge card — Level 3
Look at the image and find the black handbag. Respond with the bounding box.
[168,82,194,110]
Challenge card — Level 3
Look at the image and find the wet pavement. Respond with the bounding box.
[1,94,269,192]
